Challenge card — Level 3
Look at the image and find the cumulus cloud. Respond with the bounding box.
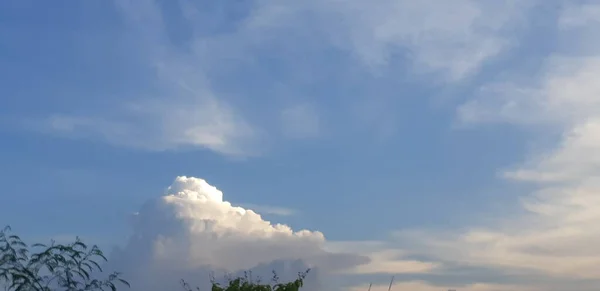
[104,176,368,291]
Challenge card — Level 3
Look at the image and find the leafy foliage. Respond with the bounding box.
[0,226,129,291]
[2,225,308,291]
[182,269,310,291]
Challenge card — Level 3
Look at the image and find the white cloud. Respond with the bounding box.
[344,249,437,275]
[36,0,259,157]
[458,56,600,127]
[104,176,369,291]
[386,3,600,289]
[248,0,533,81]
[43,91,257,156]
[233,0,535,140]
[30,0,532,153]
[324,241,438,275]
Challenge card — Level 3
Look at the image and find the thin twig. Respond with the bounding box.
[387,276,394,291]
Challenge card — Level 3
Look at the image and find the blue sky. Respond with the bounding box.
[2,1,600,291]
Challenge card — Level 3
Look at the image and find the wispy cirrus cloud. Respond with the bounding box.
[33,0,259,157]
[375,3,600,290]
[247,0,534,81]
[26,0,534,157]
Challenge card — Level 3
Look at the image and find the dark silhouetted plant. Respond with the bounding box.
[0,226,129,291]
[182,269,310,291]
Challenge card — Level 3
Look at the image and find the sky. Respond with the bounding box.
[1,0,600,290]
